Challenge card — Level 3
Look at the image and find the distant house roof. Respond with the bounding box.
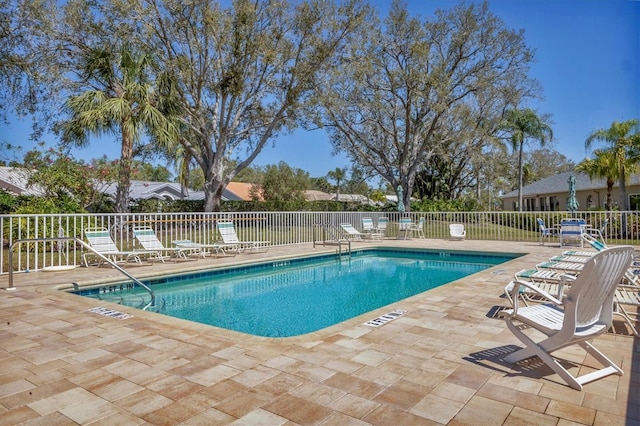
[332,193,378,205]
[304,190,333,201]
[500,171,640,198]
[103,181,254,202]
[385,195,417,204]
[0,166,259,202]
[0,166,46,196]
[225,182,261,201]
[304,190,379,204]
[0,166,347,203]
[102,181,206,201]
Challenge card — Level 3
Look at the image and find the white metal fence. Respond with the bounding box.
[2,210,637,274]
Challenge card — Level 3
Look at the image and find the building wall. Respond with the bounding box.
[501,184,640,211]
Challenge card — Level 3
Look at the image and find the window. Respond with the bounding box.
[538,197,546,211]
[630,194,640,210]
[525,198,536,211]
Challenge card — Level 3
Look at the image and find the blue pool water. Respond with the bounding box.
[75,249,517,337]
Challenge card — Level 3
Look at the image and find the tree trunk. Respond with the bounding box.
[398,174,416,213]
[517,142,524,212]
[203,177,226,212]
[403,191,411,212]
[115,130,133,213]
[619,168,628,210]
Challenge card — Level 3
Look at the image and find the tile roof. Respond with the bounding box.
[0,166,46,196]
[225,181,260,201]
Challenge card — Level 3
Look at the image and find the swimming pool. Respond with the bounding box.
[74,249,518,337]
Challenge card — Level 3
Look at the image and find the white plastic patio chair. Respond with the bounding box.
[449,224,465,240]
[512,258,639,337]
[361,217,383,240]
[408,217,425,238]
[536,218,554,245]
[398,218,413,239]
[500,246,634,390]
[376,217,389,237]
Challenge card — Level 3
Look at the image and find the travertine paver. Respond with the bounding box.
[1,239,639,425]
[410,393,465,424]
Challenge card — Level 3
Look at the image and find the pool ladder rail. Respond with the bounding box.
[84,282,166,313]
[7,236,157,310]
[312,222,351,257]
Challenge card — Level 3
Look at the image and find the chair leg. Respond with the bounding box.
[578,341,623,377]
[613,303,639,336]
[503,317,622,390]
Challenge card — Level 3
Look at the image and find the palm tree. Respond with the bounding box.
[575,149,617,210]
[327,168,346,200]
[61,45,177,213]
[501,108,553,211]
[585,119,640,210]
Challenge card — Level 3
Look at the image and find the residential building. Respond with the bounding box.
[0,166,255,202]
[501,170,640,211]
[0,166,45,196]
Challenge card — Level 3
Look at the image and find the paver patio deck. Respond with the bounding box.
[1,238,639,425]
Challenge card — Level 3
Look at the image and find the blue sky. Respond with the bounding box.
[2,0,638,179]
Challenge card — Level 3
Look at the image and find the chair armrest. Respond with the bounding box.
[508,279,564,314]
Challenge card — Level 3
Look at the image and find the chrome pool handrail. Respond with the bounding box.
[313,222,351,257]
[7,237,156,309]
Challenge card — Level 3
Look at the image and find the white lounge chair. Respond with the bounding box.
[581,233,607,251]
[548,255,591,263]
[449,224,465,240]
[171,239,237,257]
[340,222,366,241]
[216,220,270,253]
[535,260,584,273]
[133,227,197,262]
[500,246,634,390]
[83,228,150,267]
[613,285,640,336]
[361,217,383,240]
[561,250,598,257]
[513,259,640,337]
[504,278,567,307]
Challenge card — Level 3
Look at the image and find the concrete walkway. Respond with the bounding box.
[1,239,638,425]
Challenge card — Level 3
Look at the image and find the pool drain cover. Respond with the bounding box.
[364,309,407,327]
